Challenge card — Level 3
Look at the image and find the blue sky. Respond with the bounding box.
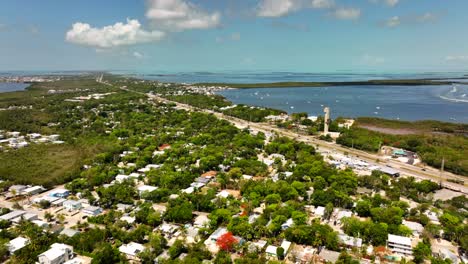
[0,0,467,72]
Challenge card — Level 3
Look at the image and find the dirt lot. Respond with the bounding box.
[358,125,420,135]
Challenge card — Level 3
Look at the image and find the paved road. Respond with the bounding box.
[117,85,468,194]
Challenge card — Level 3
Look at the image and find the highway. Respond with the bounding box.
[116,85,468,194]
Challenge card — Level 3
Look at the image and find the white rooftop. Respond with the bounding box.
[138,185,158,193]
[40,243,73,262]
[315,206,325,216]
[7,236,29,253]
[388,234,412,246]
[119,242,145,257]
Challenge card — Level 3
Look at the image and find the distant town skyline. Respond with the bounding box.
[1,0,467,72]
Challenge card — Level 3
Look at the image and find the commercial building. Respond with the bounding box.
[387,234,413,255]
[379,167,400,177]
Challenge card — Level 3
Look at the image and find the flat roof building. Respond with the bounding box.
[0,210,26,222]
[387,234,412,255]
[119,242,145,261]
[82,206,103,216]
[7,236,29,253]
[38,243,74,264]
[379,167,400,177]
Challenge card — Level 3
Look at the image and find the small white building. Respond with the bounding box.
[115,174,130,183]
[265,240,291,259]
[137,185,158,196]
[63,200,82,211]
[193,215,210,227]
[120,216,136,225]
[7,236,30,253]
[38,243,74,264]
[0,210,26,222]
[23,186,46,196]
[281,218,294,230]
[159,223,180,235]
[339,234,362,248]
[119,242,145,261]
[403,220,424,237]
[314,206,325,218]
[82,206,103,216]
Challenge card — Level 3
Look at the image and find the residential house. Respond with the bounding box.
[438,248,460,264]
[82,206,103,216]
[0,210,26,222]
[193,215,210,227]
[314,206,325,218]
[12,212,38,224]
[60,229,80,238]
[63,200,82,211]
[119,242,145,262]
[120,216,136,225]
[38,243,74,264]
[23,186,46,196]
[8,185,27,195]
[137,185,158,196]
[338,234,363,248]
[116,203,134,212]
[206,227,228,244]
[265,240,292,259]
[403,220,424,237]
[159,223,179,237]
[387,234,413,256]
[7,236,29,253]
[318,249,341,263]
[249,240,267,253]
[281,218,294,230]
[49,189,70,198]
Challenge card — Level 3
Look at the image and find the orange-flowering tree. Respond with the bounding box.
[216,232,238,251]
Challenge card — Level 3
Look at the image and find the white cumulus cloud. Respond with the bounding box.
[369,0,399,7]
[386,16,401,27]
[445,55,468,62]
[385,0,399,7]
[146,0,221,31]
[332,7,361,20]
[417,12,438,22]
[133,51,144,59]
[311,0,335,9]
[257,0,334,17]
[257,0,299,17]
[66,19,165,49]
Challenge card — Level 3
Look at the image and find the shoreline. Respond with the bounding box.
[196,79,462,88]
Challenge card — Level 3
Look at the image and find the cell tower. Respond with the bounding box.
[324,107,330,135]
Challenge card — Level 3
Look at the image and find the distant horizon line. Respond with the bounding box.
[1,69,468,75]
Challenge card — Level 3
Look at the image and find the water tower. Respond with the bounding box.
[323,107,330,135]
